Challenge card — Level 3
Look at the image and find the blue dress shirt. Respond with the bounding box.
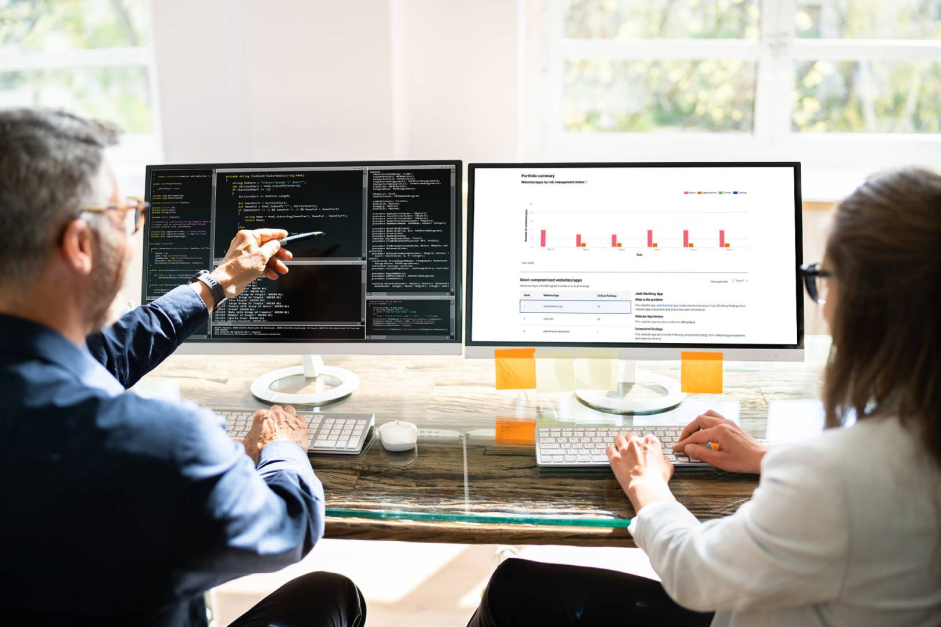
[0,286,324,626]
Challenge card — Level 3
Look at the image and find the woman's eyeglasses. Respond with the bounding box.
[78,196,149,235]
[799,262,832,305]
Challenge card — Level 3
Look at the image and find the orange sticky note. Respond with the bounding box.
[495,348,536,390]
[681,352,723,393]
[495,418,536,446]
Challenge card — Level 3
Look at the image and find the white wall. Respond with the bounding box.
[151,0,254,162]
[151,0,518,166]
[389,0,519,163]
[152,0,399,163]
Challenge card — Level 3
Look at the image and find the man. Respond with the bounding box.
[0,109,366,626]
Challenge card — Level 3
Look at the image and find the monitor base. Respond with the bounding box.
[250,355,360,407]
[575,366,684,415]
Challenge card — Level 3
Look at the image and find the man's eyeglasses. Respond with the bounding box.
[78,196,149,235]
[799,262,832,305]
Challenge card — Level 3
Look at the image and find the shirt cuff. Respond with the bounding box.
[152,284,210,341]
[258,439,311,469]
[257,439,323,501]
[628,499,697,537]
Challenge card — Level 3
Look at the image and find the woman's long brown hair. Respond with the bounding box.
[823,168,941,467]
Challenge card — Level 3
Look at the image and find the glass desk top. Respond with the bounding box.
[148,336,829,534]
[312,399,759,530]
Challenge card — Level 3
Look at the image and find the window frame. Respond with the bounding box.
[532,0,941,194]
[0,0,164,185]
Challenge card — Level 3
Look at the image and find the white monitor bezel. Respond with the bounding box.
[464,346,803,361]
[174,342,463,356]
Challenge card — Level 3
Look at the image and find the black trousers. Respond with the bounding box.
[467,558,714,627]
[228,571,366,627]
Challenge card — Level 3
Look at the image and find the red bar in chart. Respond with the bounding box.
[719,230,725,248]
[647,230,653,247]
[576,234,582,247]
[611,234,617,247]
[683,230,689,248]
[540,230,546,247]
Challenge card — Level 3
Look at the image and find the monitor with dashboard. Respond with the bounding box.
[465,162,803,360]
[465,162,803,415]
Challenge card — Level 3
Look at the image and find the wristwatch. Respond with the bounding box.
[188,270,227,308]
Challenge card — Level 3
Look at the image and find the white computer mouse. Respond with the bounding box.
[377,420,418,452]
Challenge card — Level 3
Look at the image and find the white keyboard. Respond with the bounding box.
[536,423,707,469]
[217,407,375,455]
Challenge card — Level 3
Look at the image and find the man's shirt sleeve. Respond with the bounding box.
[169,402,324,594]
[85,285,208,389]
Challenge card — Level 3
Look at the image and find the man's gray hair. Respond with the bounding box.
[0,109,120,288]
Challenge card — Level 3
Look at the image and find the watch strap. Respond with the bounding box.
[197,273,227,307]
[188,270,226,308]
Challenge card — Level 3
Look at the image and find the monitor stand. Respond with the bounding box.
[575,360,684,415]
[250,355,360,407]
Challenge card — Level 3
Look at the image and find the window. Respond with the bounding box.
[0,0,161,193]
[531,0,941,198]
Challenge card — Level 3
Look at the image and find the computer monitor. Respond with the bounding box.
[466,162,803,413]
[143,160,462,405]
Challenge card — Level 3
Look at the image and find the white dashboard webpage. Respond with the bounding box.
[470,166,799,346]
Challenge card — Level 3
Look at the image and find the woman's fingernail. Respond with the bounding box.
[685,445,694,454]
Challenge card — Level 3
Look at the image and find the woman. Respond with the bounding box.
[468,167,941,626]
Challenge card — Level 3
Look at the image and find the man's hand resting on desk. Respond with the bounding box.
[242,405,309,465]
[190,228,294,311]
[607,433,677,512]
[673,410,768,474]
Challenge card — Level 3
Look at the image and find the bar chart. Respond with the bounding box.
[525,196,748,251]
[532,223,745,250]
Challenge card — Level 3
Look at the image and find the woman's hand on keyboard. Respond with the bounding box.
[673,410,768,474]
[242,405,309,465]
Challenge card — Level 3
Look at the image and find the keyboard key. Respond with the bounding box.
[314,440,337,448]
[591,454,608,463]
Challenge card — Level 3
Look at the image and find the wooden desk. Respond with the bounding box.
[146,337,830,547]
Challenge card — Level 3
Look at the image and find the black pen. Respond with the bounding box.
[278,231,324,246]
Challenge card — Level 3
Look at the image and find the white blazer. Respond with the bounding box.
[628,416,941,626]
